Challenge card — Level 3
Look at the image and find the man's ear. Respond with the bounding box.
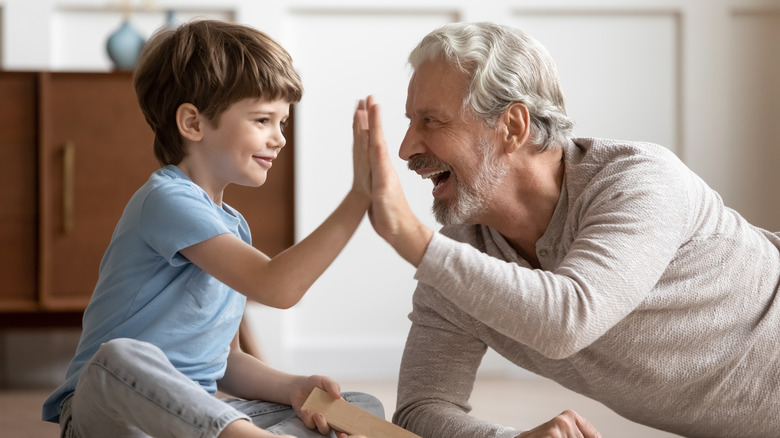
[176,103,204,142]
[502,102,531,154]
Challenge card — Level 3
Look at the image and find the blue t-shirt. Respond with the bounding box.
[42,165,249,423]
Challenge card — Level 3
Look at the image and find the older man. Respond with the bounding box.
[359,22,780,438]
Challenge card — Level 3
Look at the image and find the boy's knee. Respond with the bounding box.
[342,392,385,420]
[94,338,161,364]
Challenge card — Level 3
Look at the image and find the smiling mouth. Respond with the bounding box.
[253,155,273,168]
[422,169,451,190]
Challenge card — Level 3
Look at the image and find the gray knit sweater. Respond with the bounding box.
[393,138,780,438]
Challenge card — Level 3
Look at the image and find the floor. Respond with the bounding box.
[1,377,681,437]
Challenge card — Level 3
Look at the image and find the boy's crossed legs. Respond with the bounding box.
[60,338,383,438]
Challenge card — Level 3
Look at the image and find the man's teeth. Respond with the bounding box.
[422,170,447,179]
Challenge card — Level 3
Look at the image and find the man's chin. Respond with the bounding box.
[433,200,466,226]
[433,194,487,226]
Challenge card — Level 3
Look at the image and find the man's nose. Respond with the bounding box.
[399,127,424,161]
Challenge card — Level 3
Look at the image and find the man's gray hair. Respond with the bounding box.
[409,22,574,151]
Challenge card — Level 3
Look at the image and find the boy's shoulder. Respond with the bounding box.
[139,165,210,204]
[120,165,216,233]
[147,165,195,189]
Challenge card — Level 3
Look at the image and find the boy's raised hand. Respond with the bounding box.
[352,99,371,199]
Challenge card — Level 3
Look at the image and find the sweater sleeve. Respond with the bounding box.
[414,154,690,359]
[393,286,524,438]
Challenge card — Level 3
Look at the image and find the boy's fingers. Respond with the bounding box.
[313,413,331,435]
[358,101,368,131]
[300,409,316,429]
[353,99,368,132]
[322,379,342,400]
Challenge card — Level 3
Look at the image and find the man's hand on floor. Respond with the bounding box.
[516,410,601,438]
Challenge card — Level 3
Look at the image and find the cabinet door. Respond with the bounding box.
[0,73,38,311]
[39,73,158,310]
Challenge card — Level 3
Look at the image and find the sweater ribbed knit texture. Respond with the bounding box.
[393,138,780,438]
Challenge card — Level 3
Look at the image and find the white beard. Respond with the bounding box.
[433,138,508,226]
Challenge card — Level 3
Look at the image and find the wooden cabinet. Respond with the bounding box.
[0,72,295,319]
[37,73,160,310]
[0,73,38,312]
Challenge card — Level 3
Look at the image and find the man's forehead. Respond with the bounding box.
[405,60,466,117]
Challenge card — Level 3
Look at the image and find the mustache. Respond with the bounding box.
[407,155,453,173]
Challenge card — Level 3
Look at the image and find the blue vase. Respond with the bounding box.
[106,19,146,71]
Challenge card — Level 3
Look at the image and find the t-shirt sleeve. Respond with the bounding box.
[139,182,232,266]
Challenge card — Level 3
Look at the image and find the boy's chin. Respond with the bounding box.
[236,176,267,188]
[246,171,268,187]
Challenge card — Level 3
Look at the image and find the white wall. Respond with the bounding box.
[2,0,779,382]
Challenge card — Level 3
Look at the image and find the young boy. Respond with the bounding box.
[42,20,381,438]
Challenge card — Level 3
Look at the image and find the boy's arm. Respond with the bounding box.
[218,331,346,435]
[180,190,367,308]
[218,332,299,402]
[180,103,371,309]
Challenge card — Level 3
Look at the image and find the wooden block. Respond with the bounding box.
[302,387,421,438]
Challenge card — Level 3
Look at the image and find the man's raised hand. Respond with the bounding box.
[364,95,433,267]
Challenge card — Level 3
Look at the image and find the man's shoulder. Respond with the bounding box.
[572,137,678,165]
[567,137,685,186]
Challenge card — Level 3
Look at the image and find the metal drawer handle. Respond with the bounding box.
[63,141,75,233]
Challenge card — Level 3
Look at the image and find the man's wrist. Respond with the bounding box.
[397,222,433,267]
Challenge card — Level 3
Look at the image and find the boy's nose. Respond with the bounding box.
[271,128,286,149]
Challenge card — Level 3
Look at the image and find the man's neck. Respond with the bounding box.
[478,147,564,267]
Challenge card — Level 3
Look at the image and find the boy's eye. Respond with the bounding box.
[256,118,270,125]
[280,119,289,132]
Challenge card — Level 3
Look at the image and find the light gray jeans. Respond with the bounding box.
[59,338,384,438]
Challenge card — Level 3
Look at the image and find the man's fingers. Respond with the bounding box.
[573,411,601,438]
[518,410,601,438]
[365,96,396,185]
[554,410,600,438]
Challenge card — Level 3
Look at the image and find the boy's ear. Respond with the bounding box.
[502,102,531,155]
[176,103,204,142]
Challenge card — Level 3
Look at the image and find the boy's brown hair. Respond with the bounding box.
[133,19,303,166]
